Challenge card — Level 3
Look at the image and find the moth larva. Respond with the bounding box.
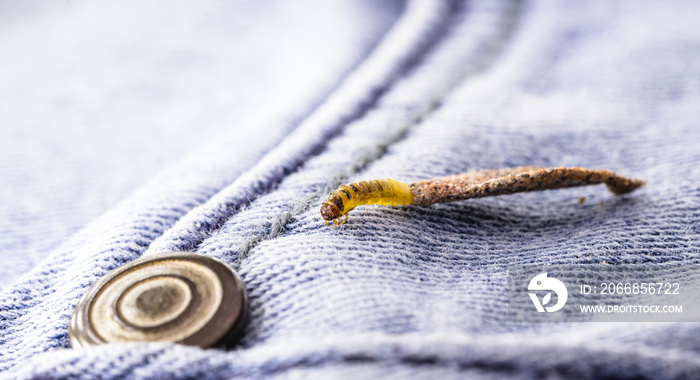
[320,179,414,227]
[320,166,645,227]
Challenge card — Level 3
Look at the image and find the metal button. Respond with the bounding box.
[70,252,248,348]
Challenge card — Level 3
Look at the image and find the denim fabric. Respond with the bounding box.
[0,0,401,289]
[3,0,700,379]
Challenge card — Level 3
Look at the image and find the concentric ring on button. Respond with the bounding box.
[116,275,194,329]
[70,252,248,348]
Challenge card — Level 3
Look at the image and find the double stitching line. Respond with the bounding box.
[145,0,464,256]
[206,0,526,267]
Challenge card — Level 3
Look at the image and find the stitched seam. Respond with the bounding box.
[145,0,465,255]
[228,0,526,267]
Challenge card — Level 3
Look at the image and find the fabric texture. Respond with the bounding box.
[2,0,700,379]
[0,0,402,289]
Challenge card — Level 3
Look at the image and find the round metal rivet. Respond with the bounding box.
[70,252,248,348]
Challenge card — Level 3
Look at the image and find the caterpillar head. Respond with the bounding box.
[320,198,343,221]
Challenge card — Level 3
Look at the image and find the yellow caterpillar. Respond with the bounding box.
[320,167,646,228]
[320,179,414,227]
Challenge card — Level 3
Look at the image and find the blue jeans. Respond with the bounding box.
[3,0,700,378]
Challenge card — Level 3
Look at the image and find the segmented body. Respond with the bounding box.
[320,179,414,227]
[320,167,645,227]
